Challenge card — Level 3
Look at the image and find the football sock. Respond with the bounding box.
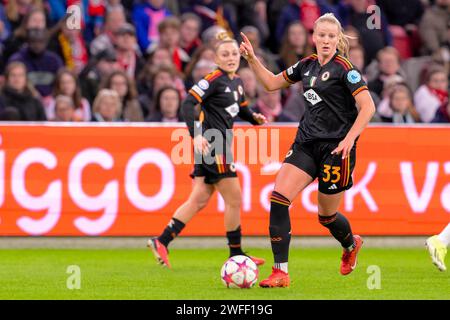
[269,191,291,264]
[274,262,288,273]
[227,226,245,256]
[437,223,450,247]
[319,212,355,250]
[158,218,185,248]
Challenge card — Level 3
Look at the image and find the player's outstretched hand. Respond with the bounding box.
[240,32,256,62]
[331,137,354,159]
[194,135,210,156]
[252,112,267,125]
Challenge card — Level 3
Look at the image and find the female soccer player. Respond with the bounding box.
[239,13,376,287]
[148,33,267,268]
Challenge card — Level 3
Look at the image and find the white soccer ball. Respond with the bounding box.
[220,255,258,288]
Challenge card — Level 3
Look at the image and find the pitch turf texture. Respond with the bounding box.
[0,248,448,300]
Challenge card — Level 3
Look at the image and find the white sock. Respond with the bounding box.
[437,223,450,247]
[274,262,288,273]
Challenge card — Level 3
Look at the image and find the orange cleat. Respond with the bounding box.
[147,238,171,268]
[250,256,265,266]
[340,235,363,275]
[259,267,290,288]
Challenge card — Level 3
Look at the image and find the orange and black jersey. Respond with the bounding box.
[282,52,368,143]
[182,68,258,139]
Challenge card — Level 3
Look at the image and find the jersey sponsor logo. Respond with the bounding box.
[225,103,239,117]
[321,71,330,81]
[238,85,244,95]
[303,89,322,105]
[192,85,205,97]
[198,79,210,90]
[225,86,231,92]
[347,70,361,84]
[310,76,317,87]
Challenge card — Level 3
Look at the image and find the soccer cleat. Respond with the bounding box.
[249,256,265,266]
[340,235,363,275]
[259,267,290,288]
[426,236,447,271]
[147,238,171,268]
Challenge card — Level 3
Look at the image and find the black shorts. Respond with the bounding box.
[284,140,356,194]
[190,152,237,184]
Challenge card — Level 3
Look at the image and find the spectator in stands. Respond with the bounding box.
[276,0,335,44]
[91,89,122,122]
[0,61,46,121]
[79,48,119,104]
[147,86,182,122]
[251,84,292,123]
[238,67,258,107]
[414,67,449,123]
[132,0,172,54]
[183,44,215,81]
[90,5,126,56]
[2,7,46,65]
[114,23,145,79]
[376,0,423,28]
[46,68,91,121]
[189,58,216,88]
[51,16,88,75]
[419,0,449,56]
[53,95,75,122]
[158,16,190,72]
[277,21,313,72]
[8,28,64,101]
[0,4,11,49]
[180,12,202,57]
[432,100,450,124]
[222,0,268,39]
[341,0,392,64]
[368,47,405,97]
[5,0,45,32]
[344,26,362,50]
[376,74,405,120]
[381,83,421,123]
[47,0,106,43]
[240,25,278,72]
[102,70,144,122]
[138,64,180,119]
[183,0,237,36]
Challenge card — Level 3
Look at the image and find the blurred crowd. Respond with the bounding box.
[0,0,448,124]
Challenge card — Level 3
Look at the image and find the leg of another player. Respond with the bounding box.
[317,192,363,275]
[163,177,215,246]
[214,177,244,256]
[148,177,214,267]
[260,163,313,288]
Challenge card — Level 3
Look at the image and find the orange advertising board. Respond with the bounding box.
[0,123,448,236]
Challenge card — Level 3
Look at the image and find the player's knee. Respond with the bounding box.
[226,195,241,209]
[189,196,211,212]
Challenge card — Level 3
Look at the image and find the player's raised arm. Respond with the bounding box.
[240,32,288,92]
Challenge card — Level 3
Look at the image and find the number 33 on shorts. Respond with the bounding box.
[319,154,355,194]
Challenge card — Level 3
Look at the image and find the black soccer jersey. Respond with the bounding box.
[282,52,368,143]
[183,68,258,139]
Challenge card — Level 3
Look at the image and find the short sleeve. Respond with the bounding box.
[343,68,368,97]
[188,70,222,104]
[282,61,302,84]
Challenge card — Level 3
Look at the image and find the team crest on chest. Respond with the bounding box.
[238,85,244,95]
[321,71,330,81]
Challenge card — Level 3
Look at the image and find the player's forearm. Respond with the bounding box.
[181,97,200,138]
[247,57,280,91]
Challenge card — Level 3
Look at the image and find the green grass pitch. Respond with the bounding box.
[0,247,448,300]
